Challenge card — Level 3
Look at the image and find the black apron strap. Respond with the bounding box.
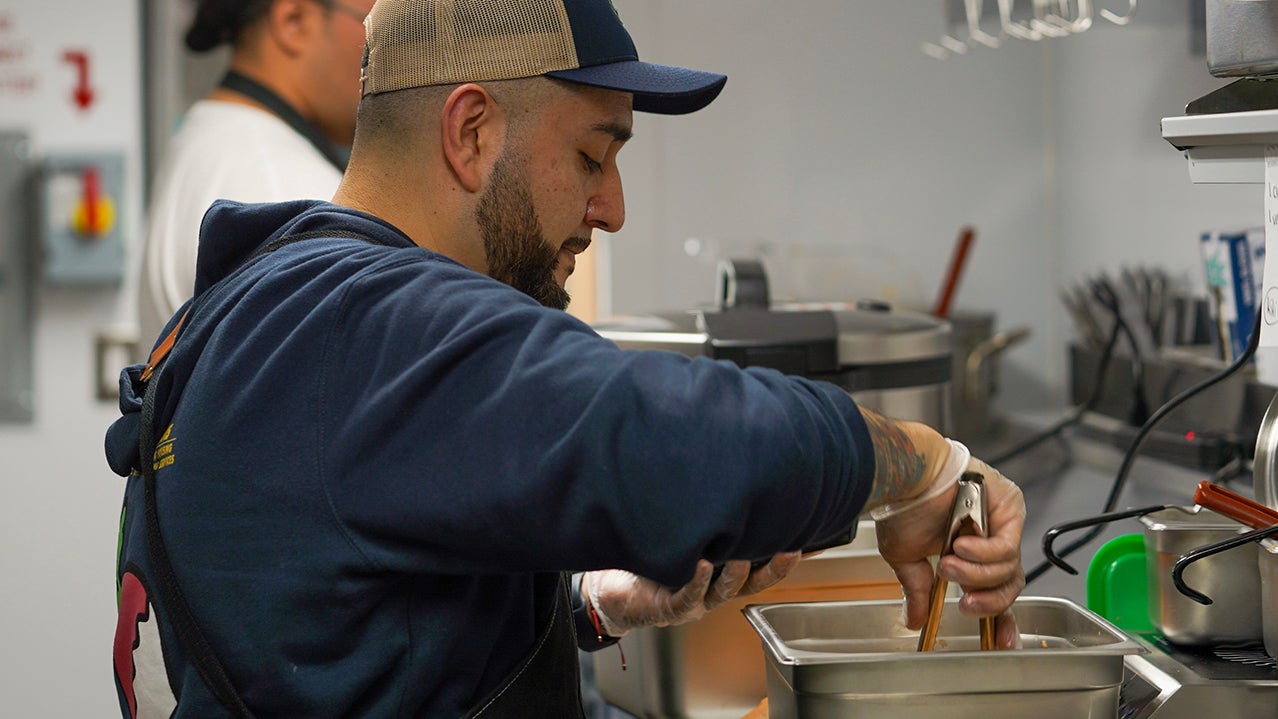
[219,70,348,173]
[141,351,257,719]
[138,229,382,718]
[464,574,586,719]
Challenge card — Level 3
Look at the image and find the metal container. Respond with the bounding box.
[1263,541,1278,659]
[945,310,1028,444]
[592,522,904,719]
[1140,508,1263,645]
[743,597,1145,719]
[1206,0,1278,77]
[593,300,952,432]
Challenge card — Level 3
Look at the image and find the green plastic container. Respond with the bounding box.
[1086,533,1155,634]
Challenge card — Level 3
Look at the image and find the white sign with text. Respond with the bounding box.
[1263,145,1278,346]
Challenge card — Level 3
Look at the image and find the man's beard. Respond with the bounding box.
[475,150,573,310]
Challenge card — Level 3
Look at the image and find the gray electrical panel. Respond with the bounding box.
[0,132,34,422]
[39,152,126,285]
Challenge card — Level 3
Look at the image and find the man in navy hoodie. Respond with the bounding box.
[107,1,1026,717]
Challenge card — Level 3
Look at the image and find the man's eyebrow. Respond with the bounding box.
[593,122,633,143]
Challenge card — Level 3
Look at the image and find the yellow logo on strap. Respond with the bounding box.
[152,424,176,471]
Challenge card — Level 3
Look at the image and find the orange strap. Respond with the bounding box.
[140,309,189,382]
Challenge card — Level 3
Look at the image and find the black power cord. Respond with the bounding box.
[988,313,1126,466]
[990,280,1152,466]
[1024,307,1264,584]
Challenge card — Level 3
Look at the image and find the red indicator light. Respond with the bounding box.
[1185,431,1196,442]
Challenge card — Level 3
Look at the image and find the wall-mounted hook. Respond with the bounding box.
[922,0,973,60]
[966,0,1002,48]
[999,0,1042,40]
[1031,0,1073,36]
[1099,0,1136,25]
[1067,0,1094,33]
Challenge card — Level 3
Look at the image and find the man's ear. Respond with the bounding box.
[440,84,505,194]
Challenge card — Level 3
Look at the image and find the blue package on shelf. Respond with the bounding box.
[1201,228,1264,361]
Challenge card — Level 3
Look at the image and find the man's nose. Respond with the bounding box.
[585,169,625,233]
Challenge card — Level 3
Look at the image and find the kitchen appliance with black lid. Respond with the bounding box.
[593,258,954,433]
[589,259,952,718]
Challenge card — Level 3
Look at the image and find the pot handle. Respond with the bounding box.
[964,327,1031,401]
[1041,504,1177,575]
[1171,523,1278,605]
[716,258,770,311]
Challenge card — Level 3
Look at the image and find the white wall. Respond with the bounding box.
[609,0,1059,408]
[1052,3,1260,288]
[606,1,1259,412]
[0,0,142,714]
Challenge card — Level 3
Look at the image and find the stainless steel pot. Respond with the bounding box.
[946,310,1029,444]
[593,259,953,431]
[1170,523,1278,658]
[1263,541,1278,658]
[1042,505,1263,645]
[1142,509,1263,644]
[591,522,903,719]
[1207,0,1278,77]
[743,597,1145,719]
[589,260,955,718]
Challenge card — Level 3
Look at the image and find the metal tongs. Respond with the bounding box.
[918,472,996,652]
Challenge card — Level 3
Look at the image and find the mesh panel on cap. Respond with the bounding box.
[363,0,580,96]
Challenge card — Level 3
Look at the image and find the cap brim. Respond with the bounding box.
[547,61,726,115]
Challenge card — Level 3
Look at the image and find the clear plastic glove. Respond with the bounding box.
[583,551,802,638]
[873,447,1026,650]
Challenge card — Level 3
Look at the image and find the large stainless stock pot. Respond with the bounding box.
[593,259,953,432]
[589,259,952,718]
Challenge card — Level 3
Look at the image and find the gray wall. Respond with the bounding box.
[606,0,1257,411]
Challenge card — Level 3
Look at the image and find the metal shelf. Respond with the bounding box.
[1162,108,1278,184]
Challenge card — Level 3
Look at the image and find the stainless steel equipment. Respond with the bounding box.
[1043,505,1263,646]
[590,260,952,717]
[743,596,1144,719]
[1118,635,1278,718]
[1140,509,1262,645]
[1263,543,1278,660]
[592,521,903,719]
[947,310,1029,444]
[594,259,953,433]
[1206,0,1278,78]
[1247,391,1278,658]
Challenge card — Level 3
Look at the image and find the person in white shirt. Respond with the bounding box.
[138,0,373,347]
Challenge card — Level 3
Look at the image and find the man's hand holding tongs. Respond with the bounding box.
[862,418,1027,650]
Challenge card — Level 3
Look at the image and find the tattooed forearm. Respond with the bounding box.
[862,410,928,507]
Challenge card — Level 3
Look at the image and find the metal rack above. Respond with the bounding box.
[1163,111,1278,186]
[923,0,1137,60]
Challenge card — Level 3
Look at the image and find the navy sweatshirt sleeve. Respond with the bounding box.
[313,253,874,588]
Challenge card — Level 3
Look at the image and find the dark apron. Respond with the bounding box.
[139,231,586,718]
[464,575,586,719]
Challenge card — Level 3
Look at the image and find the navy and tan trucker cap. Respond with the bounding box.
[361,0,727,114]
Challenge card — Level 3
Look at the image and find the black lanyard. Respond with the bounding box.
[218,70,348,173]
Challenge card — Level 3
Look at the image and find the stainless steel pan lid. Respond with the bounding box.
[593,258,952,390]
[593,303,951,388]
